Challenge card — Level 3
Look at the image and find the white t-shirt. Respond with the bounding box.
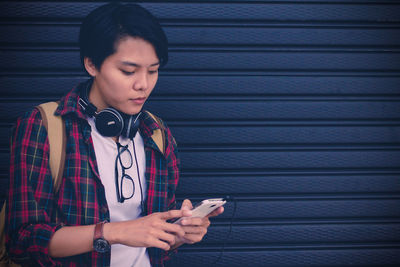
[88,117,151,267]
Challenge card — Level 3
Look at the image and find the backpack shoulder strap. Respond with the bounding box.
[36,102,66,194]
[145,111,166,156]
[0,202,9,265]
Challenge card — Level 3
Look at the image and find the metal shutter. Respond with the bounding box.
[0,1,399,266]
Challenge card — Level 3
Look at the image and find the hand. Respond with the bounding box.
[104,209,192,251]
[173,199,224,248]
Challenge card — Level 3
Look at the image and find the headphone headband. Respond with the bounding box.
[79,80,142,139]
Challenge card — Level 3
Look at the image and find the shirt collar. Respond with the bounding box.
[55,79,164,139]
[55,79,88,121]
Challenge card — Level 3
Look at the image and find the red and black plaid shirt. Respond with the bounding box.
[6,81,180,266]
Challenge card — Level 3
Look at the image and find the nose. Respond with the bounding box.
[133,70,148,91]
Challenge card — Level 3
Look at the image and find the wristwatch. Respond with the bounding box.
[93,221,111,253]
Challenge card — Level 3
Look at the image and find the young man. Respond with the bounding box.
[5,3,223,266]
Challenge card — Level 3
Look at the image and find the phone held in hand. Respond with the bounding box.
[173,198,226,224]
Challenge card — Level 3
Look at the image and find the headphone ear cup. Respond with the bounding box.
[123,113,141,139]
[95,108,124,137]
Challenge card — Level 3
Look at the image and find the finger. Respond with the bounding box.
[180,233,205,244]
[181,217,209,227]
[162,222,186,237]
[181,225,208,235]
[206,206,224,218]
[159,209,192,220]
[181,199,193,210]
[150,238,171,251]
[157,230,177,246]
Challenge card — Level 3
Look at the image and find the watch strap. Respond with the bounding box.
[93,221,111,253]
[94,221,106,240]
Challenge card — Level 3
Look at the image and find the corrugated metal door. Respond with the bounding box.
[0,1,399,267]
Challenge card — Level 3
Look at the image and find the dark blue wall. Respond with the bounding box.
[0,1,400,266]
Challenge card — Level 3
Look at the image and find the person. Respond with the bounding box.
[5,3,223,267]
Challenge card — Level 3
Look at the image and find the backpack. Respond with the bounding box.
[0,101,166,267]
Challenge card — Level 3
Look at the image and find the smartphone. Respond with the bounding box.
[173,198,226,224]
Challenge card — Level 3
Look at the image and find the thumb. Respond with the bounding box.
[181,199,193,211]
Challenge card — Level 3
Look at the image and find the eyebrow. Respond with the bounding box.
[121,61,160,67]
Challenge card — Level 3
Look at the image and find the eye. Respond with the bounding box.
[121,70,135,75]
[149,69,158,75]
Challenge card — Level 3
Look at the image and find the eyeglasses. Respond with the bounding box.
[115,142,134,203]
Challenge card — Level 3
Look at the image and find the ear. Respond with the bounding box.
[84,57,98,77]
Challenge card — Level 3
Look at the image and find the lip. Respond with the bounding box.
[131,97,146,105]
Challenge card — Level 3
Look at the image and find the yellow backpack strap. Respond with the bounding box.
[36,102,66,194]
[145,111,166,156]
[0,202,10,266]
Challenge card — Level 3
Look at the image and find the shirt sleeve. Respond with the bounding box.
[164,122,180,211]
[6,108,63,266]
[163,122,181,263]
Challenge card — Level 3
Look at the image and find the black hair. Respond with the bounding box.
[79,3,168,72]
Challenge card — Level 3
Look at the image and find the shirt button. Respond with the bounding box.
[101,206,108,214]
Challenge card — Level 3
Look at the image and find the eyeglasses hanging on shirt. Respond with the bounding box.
[115,141,144,211]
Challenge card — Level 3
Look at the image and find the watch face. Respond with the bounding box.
[94,238,111,253]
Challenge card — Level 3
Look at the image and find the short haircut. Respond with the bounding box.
[79,3,168,72]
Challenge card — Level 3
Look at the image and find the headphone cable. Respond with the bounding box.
[211,195,237,265]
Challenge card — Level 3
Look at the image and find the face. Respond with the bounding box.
[85,36,160,115]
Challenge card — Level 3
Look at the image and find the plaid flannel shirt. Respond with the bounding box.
[6,81,180,266]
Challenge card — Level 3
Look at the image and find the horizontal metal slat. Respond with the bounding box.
[169,51,400,71]
[234,199,400,219]
[202,223,400,244]
[166,26,400,46]
[1,100,399,122]
[1,50,400,72]
[1,173,399,196]
[2,76,400,97]
[146,100,400,121]
[2,24,400,47]
[175,174,400,195]
[2,125,400,148]
[1,150,399,171]
[170,125,400,145]
[178,150,400,171]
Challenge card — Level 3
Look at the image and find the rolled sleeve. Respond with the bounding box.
[6,108,63,266]
[8,223,63,265]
